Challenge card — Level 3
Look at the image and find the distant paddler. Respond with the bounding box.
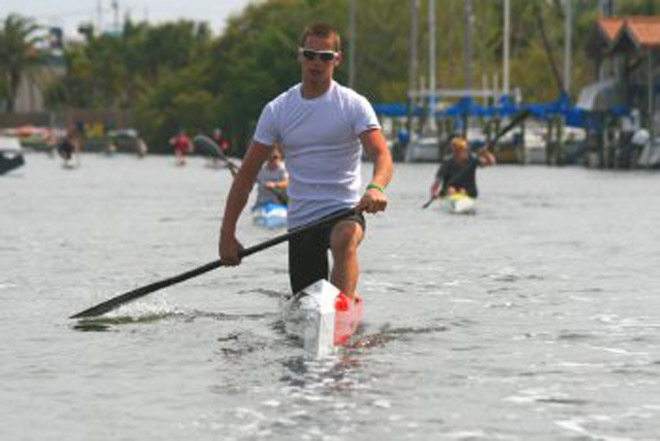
[170,129,193,166]
[254,146,288,207]
[252,146,288,228]
[429,136,495,202]
[57,126,80,168]
[219,23,392,305]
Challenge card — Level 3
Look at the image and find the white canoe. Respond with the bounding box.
[281,279,362,358]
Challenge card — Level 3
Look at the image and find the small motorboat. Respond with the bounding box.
[0,136,25,175]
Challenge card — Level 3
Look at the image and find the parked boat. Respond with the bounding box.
[0,136,25,175]
[405,135,442,162]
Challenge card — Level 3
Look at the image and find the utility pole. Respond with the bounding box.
[407,0,419,138]
[409,0,419,99]
[348,0,356,89]
[599,0,614,17]
[112,0,119,33]
[464,0,474,91]
[429,0,437,130]
[503,0,510,95]
[97,0,103,32]
[564,0,573,95]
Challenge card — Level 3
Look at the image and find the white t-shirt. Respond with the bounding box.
[253,81,380,229]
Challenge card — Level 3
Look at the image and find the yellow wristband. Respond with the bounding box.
[367,184,385,193]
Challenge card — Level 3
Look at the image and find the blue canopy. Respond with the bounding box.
[372,103,423,117]
[373,92,629,129]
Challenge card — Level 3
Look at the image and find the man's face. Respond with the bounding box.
[269,150,282,162]
[299,35,341,84]
[452,145,468,162]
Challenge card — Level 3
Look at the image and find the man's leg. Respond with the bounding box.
[288,227,329,294]
[330,219,364,299]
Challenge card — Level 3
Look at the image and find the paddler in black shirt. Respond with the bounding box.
[429,136,496,199]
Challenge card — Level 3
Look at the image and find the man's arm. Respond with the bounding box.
[359,128,392,213]
[219,141,273,264]
[430,161,449,197]
[477,148,496,166]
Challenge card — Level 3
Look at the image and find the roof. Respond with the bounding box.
[598,16,660,50]
[625,17,660,48]
[599,18,624,41]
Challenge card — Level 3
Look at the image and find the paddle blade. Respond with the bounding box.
[192,135,239,175]
[70,260,224,319]
[422,196,437,209]
[486,109,531,151]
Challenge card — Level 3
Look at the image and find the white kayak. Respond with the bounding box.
[445,193,477,214]
[252,202,287,228]
[281,279,362,358]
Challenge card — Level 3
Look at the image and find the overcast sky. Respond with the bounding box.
[1,0,255,39]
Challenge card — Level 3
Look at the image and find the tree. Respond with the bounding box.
[0,14,42,112]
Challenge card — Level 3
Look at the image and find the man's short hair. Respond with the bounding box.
[300,24,341,52]
[451,137,468,150]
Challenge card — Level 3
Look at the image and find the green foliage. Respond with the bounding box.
[135,62,219,150]
[21,0,655,153]
[0,14,42,111]
[618,0,659,15]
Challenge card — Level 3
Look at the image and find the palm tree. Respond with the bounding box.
[0,14,42,112]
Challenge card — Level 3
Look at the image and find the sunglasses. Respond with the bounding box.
[299,48,338,62]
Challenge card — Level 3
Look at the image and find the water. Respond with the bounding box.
[2,153,660,440]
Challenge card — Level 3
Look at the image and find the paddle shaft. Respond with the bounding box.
[70,208,357,319]
[421,110,531,209]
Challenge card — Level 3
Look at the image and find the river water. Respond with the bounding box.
[2,153,660,440]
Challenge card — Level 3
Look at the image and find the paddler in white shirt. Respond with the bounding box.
[218,23,392,303]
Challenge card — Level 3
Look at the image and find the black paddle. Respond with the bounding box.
[70,208,358,319]
[193,134,240,176]
[422,109,531,209]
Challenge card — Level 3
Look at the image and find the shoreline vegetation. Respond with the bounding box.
[1,0,658,154]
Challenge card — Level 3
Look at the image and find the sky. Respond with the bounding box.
[1,0,255,40]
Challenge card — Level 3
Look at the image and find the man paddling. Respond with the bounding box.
[429,136,495,199]
[254,146,288,207]
[219,23,392,302]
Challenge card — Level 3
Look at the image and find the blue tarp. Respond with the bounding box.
[372,103,423,117]
[373,93,629,130]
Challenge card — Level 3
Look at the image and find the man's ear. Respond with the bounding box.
[334,52,344,67]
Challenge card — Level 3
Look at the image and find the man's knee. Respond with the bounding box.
[330,221,363,254]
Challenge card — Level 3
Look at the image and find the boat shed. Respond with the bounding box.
[593,16,660,143]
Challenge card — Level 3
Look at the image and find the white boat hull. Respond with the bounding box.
[445,193,477,214]
[281,279,362,358]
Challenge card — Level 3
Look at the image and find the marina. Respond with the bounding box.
[2,153,659,440]
[2,1,660,439]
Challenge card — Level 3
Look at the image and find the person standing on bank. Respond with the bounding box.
[219,24,392,301]
[429,136,495,199]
